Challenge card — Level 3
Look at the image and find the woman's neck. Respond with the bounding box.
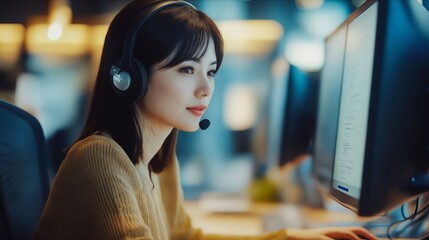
[137,111,173,165]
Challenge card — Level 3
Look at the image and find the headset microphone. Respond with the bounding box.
[199,119,210,130]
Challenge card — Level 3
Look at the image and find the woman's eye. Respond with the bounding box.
[208,70,217,78]
[179,67,194,74]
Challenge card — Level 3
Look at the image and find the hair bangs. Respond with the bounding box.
[162,31,210,68]
[136,5,223,73]
[157,7,223,70]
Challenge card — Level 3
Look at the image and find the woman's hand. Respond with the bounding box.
[286,226,378,240]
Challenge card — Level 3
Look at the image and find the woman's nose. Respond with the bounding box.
[195,74,213,98]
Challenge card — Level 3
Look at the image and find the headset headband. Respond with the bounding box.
[119,1,196,67]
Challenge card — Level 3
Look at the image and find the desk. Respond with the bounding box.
[184,200,264,235]
[184,201,418,239]
[184,201,373,235]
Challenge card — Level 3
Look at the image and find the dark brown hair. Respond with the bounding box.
[74,0,223,174]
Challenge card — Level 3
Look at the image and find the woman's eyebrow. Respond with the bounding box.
[184,58,217,66]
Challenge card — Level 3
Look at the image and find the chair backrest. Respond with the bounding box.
[0,100,51,240]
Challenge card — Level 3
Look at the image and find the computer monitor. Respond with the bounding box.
[312,24,347,192]
[277,64,319,166]
[328,0,429,216]
[267,63,320,169]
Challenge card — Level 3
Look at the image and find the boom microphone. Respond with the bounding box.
[199,119,210,130]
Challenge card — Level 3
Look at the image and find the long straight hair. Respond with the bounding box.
[74,0,224,174]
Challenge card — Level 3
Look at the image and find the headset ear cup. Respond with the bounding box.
[110,60,133,98]
[132,58,148,99]
[110,58,148,100]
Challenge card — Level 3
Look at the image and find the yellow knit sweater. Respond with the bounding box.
[34,134,286,239]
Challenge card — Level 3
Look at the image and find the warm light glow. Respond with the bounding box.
[284,38,324,72]
[0,24,25,43]
[49,3,72,26]
[0,24,25,68]
[295,0,325,10]
[47,22,63,40]
[89,25,108,54]
[88,25,109,89]
[26,24,89,56]
[223,84,258,131]
[217,20,283,56]
[46,0,73,41]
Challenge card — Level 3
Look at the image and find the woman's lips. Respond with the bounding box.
[186,106,206,116]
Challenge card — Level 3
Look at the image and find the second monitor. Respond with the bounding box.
[325,0,429,216]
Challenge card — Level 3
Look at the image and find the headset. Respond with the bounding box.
[110,0,196,100]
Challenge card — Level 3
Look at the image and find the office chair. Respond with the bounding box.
[0,100,51,240]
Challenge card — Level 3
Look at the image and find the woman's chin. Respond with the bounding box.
[177,125,200,132]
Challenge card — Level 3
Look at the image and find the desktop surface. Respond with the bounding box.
[184,200,421,239]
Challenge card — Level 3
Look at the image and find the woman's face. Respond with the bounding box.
[139,38,217,132]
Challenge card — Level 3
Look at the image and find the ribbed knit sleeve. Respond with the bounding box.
[34,135,154,240]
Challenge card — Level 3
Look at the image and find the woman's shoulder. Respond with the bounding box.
[70,133,119,152]
[64,134,134,171]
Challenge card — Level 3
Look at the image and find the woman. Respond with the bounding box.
[34,0,377,239]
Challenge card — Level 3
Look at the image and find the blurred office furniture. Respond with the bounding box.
[0,100,51,240]
[14,55,90,172]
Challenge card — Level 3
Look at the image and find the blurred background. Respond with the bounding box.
[0,0,409,203]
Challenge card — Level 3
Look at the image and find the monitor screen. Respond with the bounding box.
[332,0,378,201]
[312,24,347,191]
[327,0,429,216]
